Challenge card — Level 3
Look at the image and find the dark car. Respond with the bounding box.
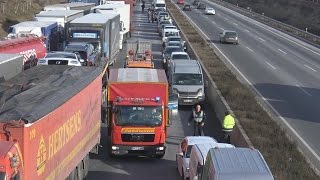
[193,0,200,6]
[197,3,206,9]
[182,4,191,11]
[162,46,184,72]
[64,42,99,66]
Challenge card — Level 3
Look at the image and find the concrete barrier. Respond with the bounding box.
[167,1,253,148]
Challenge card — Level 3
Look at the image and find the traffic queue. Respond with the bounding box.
[147,0,274,179]
[0,0,273,179]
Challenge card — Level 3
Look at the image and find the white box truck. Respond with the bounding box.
[194,147,274,180]
[92,3,130,49]
[69,13,120,66]
[34,10,84,50]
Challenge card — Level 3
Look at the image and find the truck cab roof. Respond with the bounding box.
[109,68,167,83]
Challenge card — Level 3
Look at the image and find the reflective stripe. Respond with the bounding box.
[193,110,203,123]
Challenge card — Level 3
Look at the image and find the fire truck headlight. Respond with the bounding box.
[112,146,119,150]
[157,147,165,151]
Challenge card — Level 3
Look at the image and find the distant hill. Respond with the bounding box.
[223,0,320,36]
[0,0,63,37]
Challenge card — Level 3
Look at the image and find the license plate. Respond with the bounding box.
[184,99,192,102]
[131,147,144,150]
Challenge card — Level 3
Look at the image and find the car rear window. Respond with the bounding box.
[225,32,237,37]
[173,54,189,59]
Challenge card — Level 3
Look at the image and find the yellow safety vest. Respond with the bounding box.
[223,115,235,129]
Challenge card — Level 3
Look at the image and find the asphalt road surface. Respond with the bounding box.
[174,0,320,168]
[87,3,221,180]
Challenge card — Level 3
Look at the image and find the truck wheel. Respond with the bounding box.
[83,154,90,178]
[76,162,84,180]
[67,169,77,180]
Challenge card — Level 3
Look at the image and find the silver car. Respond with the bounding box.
[219,30,239,44]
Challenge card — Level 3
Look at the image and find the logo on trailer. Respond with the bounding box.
[37,135,47,176]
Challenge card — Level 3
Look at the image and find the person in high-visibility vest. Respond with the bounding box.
[188,104,206,136]
[222,111,235,143]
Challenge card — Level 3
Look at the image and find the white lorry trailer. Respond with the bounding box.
[44,3,95,14]
[34,10,84,50]
[0,54,24,82]
[92,3,130,50]
[8,21,59,51]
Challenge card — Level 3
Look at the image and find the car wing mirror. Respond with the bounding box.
[168,94,178,110]
[178,152,183,157]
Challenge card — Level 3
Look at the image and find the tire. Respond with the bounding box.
[83,154,89,178]
[76,162,84,180]
[66,169,76,180]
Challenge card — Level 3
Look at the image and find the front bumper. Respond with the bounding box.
[111,145,166,156]
[178,96,205,105]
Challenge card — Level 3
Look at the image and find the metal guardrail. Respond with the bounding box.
[212,0,320,46]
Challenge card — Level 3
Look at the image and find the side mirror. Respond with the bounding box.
[178,152,184,157]
[168,94,178,110]
[123,27,126,31]
[111,107,118,113]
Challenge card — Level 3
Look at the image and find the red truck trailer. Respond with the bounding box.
[0,35,46,70]
[106,68,177,158]
[0,65,102,180]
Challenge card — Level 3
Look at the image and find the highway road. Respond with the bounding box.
[173,0,320,167]
[87,3,221,179]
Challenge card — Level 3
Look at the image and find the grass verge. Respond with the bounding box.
[166,0,319,179]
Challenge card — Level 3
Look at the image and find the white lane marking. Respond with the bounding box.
[218,27,224,30]
[304,64,317,72]
[212,21,216,24]
[233,22,238,26]
[172,0,320,163]
[246,47,254,52]
[224,17,229,20]
[266,62,277,70]
[205,0,320,57]
[262,97,285,102]
[245,29,250,32]
[295,84,312,96]
[259,37,266,42]
[278,49,287,54]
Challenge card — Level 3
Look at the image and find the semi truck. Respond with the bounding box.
[92,3,131,49]
[34,10,84,50]
[125,40,154,68]
[68,13,120,66]
[106,68,178,158]
[0,65,102,180]
[44,3,96,14]
[8,21,59,51]
[0,54,24,82]
[0,35,47,70]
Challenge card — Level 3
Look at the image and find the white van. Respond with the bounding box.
[154,0,166,10]
[195,148,274,180]
[189,143,235,180]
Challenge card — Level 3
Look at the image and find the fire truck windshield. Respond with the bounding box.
[115,106,162,127]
